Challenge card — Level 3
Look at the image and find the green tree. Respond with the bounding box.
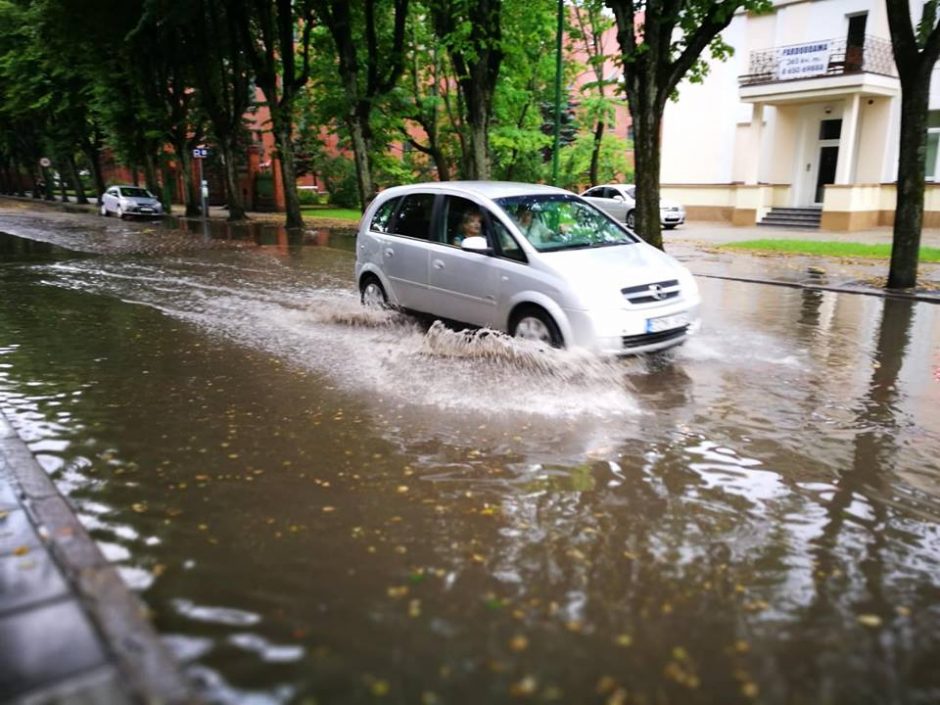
[312,0,409,210]
[570,0,624,187]
[231,0,315,228]
[430,0,504,179]
[606,0,770,249]
[885,0,940,289]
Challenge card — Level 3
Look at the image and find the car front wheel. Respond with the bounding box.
[360,276,388,308]
[100,203,108,217]
[625,210,635,229]
[510,306,563,348]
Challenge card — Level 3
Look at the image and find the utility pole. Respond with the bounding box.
[551,0,564,185]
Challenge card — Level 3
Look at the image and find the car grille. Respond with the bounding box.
[621,279,680,304]
[622,325,689,349]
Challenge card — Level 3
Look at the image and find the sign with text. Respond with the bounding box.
[776,42,831,80]
[192,147,208,158]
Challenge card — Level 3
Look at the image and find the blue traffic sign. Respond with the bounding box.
[192,148,208,158]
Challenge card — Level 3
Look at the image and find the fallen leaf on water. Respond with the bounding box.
[857,614,883,628]
[509,675,537,697]
[370,680,390,697]
[408,599,421,618]
[13,545,30,557]
[387,586,409,599]
[131,503,147,513]
[509,635,529,652]
[614,634,633,648]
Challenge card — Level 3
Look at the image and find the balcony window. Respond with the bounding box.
[926,111,940,180]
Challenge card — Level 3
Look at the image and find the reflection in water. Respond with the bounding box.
[1,224,939,704]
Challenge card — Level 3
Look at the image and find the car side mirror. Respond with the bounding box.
[460,236,491,254]
[612,195,625,202]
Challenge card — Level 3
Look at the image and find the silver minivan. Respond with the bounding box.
[354,182,700,355]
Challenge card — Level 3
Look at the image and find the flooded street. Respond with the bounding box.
[2,208,940,704]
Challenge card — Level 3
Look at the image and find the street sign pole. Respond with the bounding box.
[193,148,208,219]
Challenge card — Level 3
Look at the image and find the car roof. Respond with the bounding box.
[377,180,574,201]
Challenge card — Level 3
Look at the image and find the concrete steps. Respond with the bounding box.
[758,207,822,229]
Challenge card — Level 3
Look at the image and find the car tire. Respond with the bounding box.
[116,206,125,220]
[625,210,635,229]
[664,224,677,230]
[100,203,108,217]
[510,306,563,348]
[360,275,388,308]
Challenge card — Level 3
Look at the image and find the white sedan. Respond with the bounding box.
[99,185,165,219]
[580,184,685,230]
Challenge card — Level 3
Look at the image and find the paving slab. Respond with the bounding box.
[0,599,108,699]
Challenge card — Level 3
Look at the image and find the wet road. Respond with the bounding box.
[1,207,940,705]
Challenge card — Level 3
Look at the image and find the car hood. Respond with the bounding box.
[538,241,686,298]
[659,198,683,210]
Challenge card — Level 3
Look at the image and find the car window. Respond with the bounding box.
[625,186,636,199]
[496,194,638,252]
[440,195,488,247]
[119,187,151,198]
[491,218,526,263]
[584,187,599,198]
[370,197,400,233]
[390,193,435,240]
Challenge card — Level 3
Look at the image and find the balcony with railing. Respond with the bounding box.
[739,35,897,88]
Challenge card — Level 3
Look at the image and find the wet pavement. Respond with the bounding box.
[1,202,939,704]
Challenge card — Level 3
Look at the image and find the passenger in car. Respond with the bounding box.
[451,210,483,246]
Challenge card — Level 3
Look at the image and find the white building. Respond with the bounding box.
[660,0,940,230]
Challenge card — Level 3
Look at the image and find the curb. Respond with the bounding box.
[0,411,195,704]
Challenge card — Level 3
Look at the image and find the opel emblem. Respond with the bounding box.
[648,283,665,300]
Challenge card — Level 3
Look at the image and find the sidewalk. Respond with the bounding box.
[0,412,193,704]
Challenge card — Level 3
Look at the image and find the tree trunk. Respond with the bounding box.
[41,166,55,201]
[57,163,69,202]
[273,121,304,228]
[67,154,88,204]
[80,138,106,201]
[589,120,605,187]
[221,142,247,221]
[142,154,160,200]
[888,74,930,289]
[630,91,664,249]
[468,121,490,180]
[347,114,374,210]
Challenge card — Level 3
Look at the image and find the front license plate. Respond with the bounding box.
[140,208,153,213]
[646,312,688,333]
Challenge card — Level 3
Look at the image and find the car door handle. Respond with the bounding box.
[384,248,394,258]
[432,260,445,270]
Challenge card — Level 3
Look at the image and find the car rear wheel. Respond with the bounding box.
[360,276,388,308]
[510,306,563,348]
[116,206,125,220]
[625,210,635,229]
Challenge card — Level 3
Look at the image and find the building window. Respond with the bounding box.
[927,111,940,181]
[819,119,842,140]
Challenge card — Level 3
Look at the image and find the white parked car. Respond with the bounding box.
[580,184,685,230]
[355,181,700,356]
[99,185,164,219]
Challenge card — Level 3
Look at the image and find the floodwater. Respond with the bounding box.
[1,208,940,705]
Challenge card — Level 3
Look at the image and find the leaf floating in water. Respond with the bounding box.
[508,635,529,652]
[369,680,390,697]
[13,545,30,557]
[132,503,147,513]
[510,675,538,697]
[857,614,883,628]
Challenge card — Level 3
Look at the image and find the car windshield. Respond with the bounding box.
[119,187,152,198]
[495,194,638,252]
